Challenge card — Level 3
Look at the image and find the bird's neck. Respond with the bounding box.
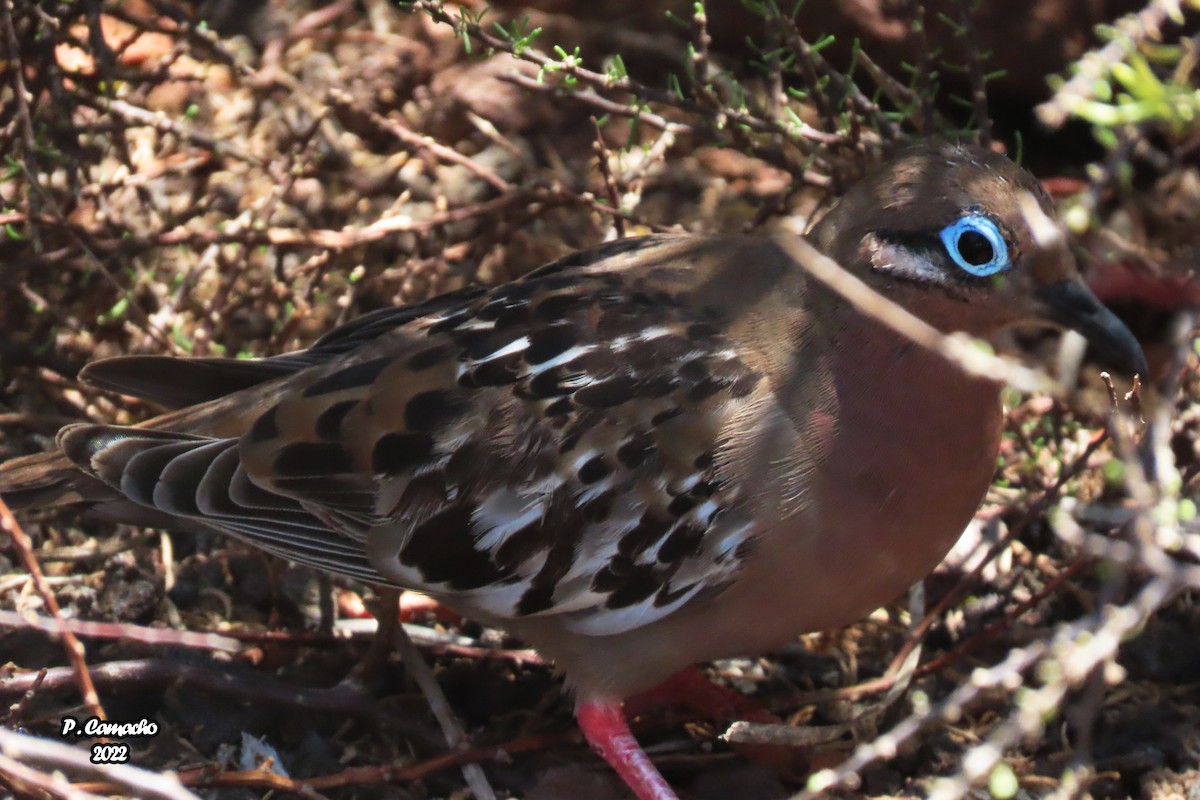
[828,308,1004,444]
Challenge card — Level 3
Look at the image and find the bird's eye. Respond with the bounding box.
[938,215,1010,277]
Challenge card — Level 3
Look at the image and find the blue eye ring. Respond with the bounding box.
[939,214,1010,277]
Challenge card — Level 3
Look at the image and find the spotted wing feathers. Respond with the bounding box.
[42,236,802,636]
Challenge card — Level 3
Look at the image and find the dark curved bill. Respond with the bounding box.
[1036,280,1150,380]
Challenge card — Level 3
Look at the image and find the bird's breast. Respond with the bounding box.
[736,330,1005,637]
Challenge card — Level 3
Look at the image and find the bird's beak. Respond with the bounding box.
[1035,279,1149,380]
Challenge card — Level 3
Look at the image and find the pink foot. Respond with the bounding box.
[625,667,808,781]
[576,699,679,800]
[625,665,774,723]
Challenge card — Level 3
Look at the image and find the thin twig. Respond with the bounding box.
[0,727,199,800]
[590,117,625,238]
[328,89,512,193]
[391,604,498,800]
[75,95,261,166]
[0,610,241,653]
[908,1,936,133]
[0,497,105,721]
[0,749,103,800]
[412,0,843,147]
[956,0,993,146]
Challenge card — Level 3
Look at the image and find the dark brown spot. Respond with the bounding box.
[534,291,589,320]
[407,344,453,371]
[658,523,705,562]
[493,519,553,572]
[497,280,539,303]
[591,553,641,587]
[679,359,708,381]
[516,584,554,615]
[616,432,655,468]
[603,565,661,609]
[730,370,761,397]
[274,442,354,476]
[516,536,575,615]
[591,564,623,592]
[575,347,619,373]
[391,472,449,515]
[315,400,357,440]
[475,298,518,321]
[400,505,500,590]
[427,310,473,335]
[688,378,723,401]
[651,408,682,426]
[578,455,612,484]
[372,432,434,474]
[710,358,761,398]
[694,452,713,470]
[463,353,522,387]
[639,374,678,398]
[526,324,578,364]
[405,390,465,432]
[575,375,637,408]
[668,494,697,516]
[686,322,718,340]
[247,406,280,442]
[579,489,614,521]
[654,582,697,607]
[544,397,573,417]
[304,357,390,397]
[618,514,672,557]
[558,432,582,454]
[525,365,580,398]
[644,334,695,363]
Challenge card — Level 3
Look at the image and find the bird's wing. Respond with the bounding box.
[40,235,836,636]
[78,288,489,408]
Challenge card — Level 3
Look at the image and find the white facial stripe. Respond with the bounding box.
[867,237,948,285]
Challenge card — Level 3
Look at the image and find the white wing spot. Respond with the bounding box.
[473,335,529,363]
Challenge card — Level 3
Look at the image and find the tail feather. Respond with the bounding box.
[0,449,119,510]
[0,447,212,531]
[79,356,303,409]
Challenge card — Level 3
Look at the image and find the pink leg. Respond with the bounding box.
[576,699,679,800]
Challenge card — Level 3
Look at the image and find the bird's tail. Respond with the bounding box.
[0,443,190,530]
[0,445,119,509]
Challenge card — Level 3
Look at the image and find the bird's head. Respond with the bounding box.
[809,142,1148,380]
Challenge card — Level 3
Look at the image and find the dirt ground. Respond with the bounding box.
[1,1,1199,799]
